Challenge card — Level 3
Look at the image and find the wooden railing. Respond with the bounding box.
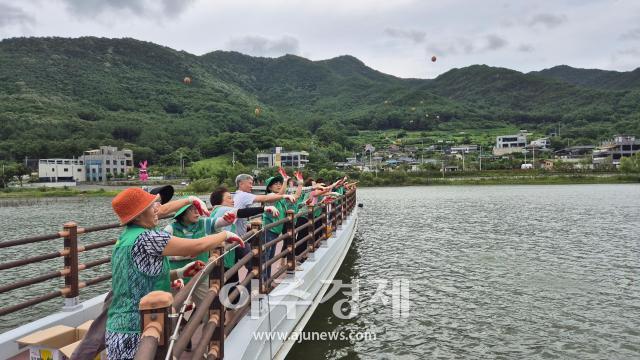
[0,188,357,359]
[136,189,357,360]
[0,221,121,316]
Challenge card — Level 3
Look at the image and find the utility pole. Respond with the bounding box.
[462,150,465,171]
[533,146,535,167]
[479,146,482,171]
[232,152,236,168]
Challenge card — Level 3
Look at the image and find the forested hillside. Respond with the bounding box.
[1,37,639,167]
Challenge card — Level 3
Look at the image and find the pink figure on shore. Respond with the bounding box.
[139,160,149,182]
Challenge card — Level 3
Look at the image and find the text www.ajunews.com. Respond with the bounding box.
[252,330,376,343]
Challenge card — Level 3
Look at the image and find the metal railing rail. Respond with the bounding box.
[138,189,357,360]
[0,222,117,316]
[0,188,357,360]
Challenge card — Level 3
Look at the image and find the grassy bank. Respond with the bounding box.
[0,187,120,198]
[1,173,638,198]
[355,174,640,187]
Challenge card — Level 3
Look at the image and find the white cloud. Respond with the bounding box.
[58,0,196,18]
[517,44,534,53]
[384,28,426,43]
[620,28,640,41]
[527,13,568,29]
[426,34,507,56]
[485,34,508,51]
[225,35,300,57]
[0,3,35,27]
[1,0,639,77]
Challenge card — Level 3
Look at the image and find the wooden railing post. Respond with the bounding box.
[347,191,355,214]
[322,203,330,240]
[353,191,357,211]
[137,291,173,360]
[335,197,342,228]
[62,221,79,309]
[331,200,338,231]
[340,192,349,223]
[286,210,296,272]
[251,221,265,294]
[306,205,316,257]
[209,246,225,360]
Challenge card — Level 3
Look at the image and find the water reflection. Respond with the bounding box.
[1,185,639,359]
[289,185,640,359]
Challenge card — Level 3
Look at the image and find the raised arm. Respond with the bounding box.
[293,170,303,199]
[277,168,290,195]
[237,206,264,218]
[254,193,295,203]
[311,186,333,197]
[158,196,209,218]
[162,231,242,257]
[158,198,190,218]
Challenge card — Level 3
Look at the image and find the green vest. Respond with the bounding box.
[107,225,170,334]
[313,195,325,219]
[210,206,237,234]
[262,195,288,235]
[334,186,345,205]
[210,206,237,269]
[168,220,210,282]
[295,191,310,215]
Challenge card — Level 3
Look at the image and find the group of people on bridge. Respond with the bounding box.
[76,169,356,359]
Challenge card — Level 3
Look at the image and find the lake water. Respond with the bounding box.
[1,185,639,359]
[288,184,640,359]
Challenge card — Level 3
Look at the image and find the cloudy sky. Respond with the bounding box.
[1,0,639,79]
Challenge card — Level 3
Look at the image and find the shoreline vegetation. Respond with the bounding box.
[0,188,120,198]
[363,174,640,186]
[1,173,638,199]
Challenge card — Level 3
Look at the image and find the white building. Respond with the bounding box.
[530,137,550,149]
[80,146,134,182]
[256,147,309,168]
[493,131,528,156]
[593,135,640,167]
[38,159,86,182]
[451,145,479,153]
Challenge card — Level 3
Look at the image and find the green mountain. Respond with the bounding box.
[423,65,640,126]
[0,37,639,166]
[531,65,640,91]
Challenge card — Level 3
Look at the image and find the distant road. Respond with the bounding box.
[436,173,622,181]
[76,183,188,191]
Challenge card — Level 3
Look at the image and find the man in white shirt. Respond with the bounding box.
[233,174,295,236]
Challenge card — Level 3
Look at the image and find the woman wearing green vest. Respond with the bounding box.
[162,202,233,283]
[107,188,244,360]
[162,199,239,303]
[209,187,281,282]
[261,174,302,282]
[302,177,346,237]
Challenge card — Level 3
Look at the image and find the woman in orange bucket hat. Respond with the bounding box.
[105,187,244,359]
